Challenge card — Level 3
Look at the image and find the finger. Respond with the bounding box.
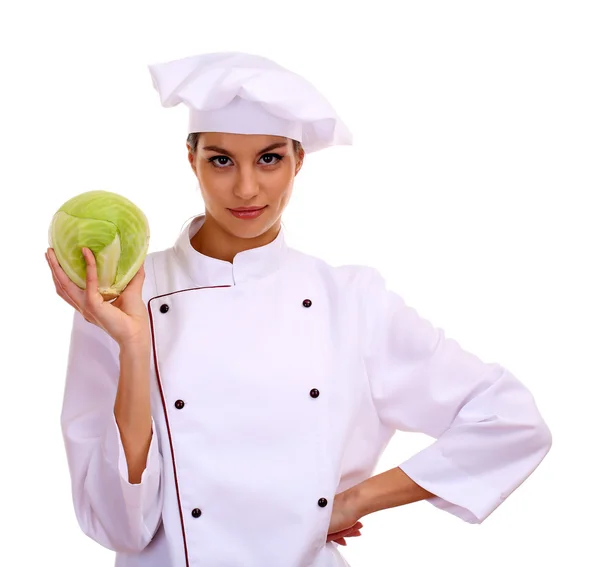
[82,248,102,303]
[49,268,79,311]
[336,525,361,538]
[121,262,146,296]
[327,529,356,545]
[46,253,82,310]
[47,248,85,305]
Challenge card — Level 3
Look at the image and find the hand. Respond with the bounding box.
[46,247,150,347]
[326,489,363,547]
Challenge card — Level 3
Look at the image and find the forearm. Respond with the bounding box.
[349,466,434,518]
[114,341,152,484]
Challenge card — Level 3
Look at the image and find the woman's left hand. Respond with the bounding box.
[326,490,363,546]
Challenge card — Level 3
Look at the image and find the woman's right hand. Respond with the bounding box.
[46,247,150,347]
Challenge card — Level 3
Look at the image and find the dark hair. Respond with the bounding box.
[187,132,302,156]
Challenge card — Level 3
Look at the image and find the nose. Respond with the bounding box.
[233,164,260,201]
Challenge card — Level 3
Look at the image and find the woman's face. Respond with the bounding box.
[188,132,304,241]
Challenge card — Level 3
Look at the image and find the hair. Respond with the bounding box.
[187,132,303,156]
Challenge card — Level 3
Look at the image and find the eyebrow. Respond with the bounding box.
[201,142,288,157]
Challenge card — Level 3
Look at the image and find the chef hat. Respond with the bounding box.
[147,51,352,153]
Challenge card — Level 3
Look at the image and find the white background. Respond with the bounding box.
[1,1,598,565]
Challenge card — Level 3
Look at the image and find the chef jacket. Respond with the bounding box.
[61,214,552,567]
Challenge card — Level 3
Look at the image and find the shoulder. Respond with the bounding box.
[285,247,385,293]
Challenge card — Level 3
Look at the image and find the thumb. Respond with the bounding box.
[122,262,146,295]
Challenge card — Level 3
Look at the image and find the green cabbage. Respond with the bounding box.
[48,190,150,300]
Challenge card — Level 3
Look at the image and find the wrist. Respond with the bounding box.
[118,341,151,368]
[118,333,151,353]
[344,481,371,520]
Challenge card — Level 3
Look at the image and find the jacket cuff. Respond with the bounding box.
[399,444,505,524]
[102,415,161,507]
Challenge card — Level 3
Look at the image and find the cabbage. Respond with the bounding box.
[48,190,150,300]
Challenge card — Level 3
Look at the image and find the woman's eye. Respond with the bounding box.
[208,153,283,168]
[208,156,232,168]
[259,153,283,165]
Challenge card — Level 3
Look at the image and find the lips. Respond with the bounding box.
[228,206,268,220]
[229,206,266,212]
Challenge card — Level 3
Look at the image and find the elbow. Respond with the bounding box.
[108,537,153,555]
[515,410,552,464]
[78,515,153,554]
[501,370,553,459]
[524,390,552,457]
[535,417,552,457]
[73,481,158,555]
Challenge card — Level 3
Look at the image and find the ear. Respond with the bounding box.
[295,147,305,176]
[187,144,196,171]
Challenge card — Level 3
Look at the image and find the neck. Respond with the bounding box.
[190,214,281,263]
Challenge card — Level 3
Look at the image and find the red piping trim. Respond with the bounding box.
[148,284,231,567]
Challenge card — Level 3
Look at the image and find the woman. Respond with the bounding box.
[46,52,552,567]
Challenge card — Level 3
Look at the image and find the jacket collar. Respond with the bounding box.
[173,214,288,287]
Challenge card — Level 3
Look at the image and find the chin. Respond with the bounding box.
[221,212,278,240]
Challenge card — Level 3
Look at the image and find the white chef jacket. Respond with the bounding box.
[61,214,552,567]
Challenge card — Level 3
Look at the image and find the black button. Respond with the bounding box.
[310,389,320,398]
[174,400,185,410]
[160,304,169,313]
[303,299,312,308]
[191,508,202,518]
[318,498,328,507]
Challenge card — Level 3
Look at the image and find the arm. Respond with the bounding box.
[345,467,434,519]
[61,310,163,552]
[114,341,153,484]
[359,268,552,524]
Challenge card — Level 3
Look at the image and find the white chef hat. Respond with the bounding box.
[147,51,352,153]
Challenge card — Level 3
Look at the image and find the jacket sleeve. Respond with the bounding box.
[361,268,552,524]
[60,310,163,552]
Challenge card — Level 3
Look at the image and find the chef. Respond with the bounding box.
[47,52,552,567]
